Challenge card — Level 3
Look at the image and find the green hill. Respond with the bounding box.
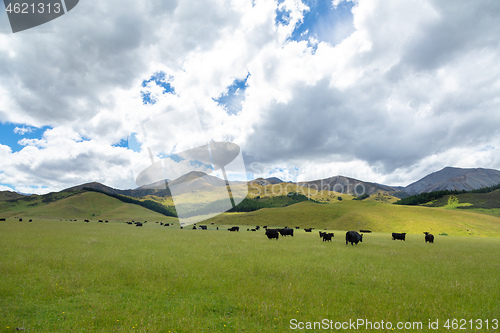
[206,200,500,237]
[2,185,499,237]
[0,191,26,201]
[425,189,500,209]
[0,191,177,222]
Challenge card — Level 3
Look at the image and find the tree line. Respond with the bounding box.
[394,182,500,206]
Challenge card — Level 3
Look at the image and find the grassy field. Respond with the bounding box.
[1,219,499,332]
[207,200,500,237]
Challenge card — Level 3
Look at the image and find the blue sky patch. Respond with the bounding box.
[112,138,129,149]
[141,71,175,105]
[0,183,15,191]
[275,6,292,26]
[214,73,250,115]
[0,122,52,153]
[165,154,184,163]
[283,0,355,47]
[126,132,142,152]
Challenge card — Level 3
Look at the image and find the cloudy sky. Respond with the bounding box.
[1,0,499,194]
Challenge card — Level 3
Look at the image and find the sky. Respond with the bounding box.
[0,0,499,194]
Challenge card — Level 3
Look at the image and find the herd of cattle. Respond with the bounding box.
[1,217,435,243]
[186,223,435,244]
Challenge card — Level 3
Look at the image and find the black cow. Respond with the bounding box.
[19,218,22,222]
[29,219,33,222]
[98,220,103,223]
[0,218,5,221]
[136,222,143,227]
[322,233,334,242]
[392,232,406,241]
[228,226,239,232]
[84,219,90,223]
[424,232,434,243]
[279,228,294,237]
[265,229,279,240]
[319,231,326,238]
[346,231,363,245]
[304,228,313,232]
[192,225,197,229]
[360,229,372,233]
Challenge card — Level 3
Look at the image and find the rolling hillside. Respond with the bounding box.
[0,191,177,222]
[206,200,500,237]
[0,191,25,201]
[1,187,499,237]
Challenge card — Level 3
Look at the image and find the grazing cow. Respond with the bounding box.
[392,232,406,241]
[279,228,294,237]
[345,231,363,245]
[251,229,256,231]
[424,232,434,243]
[29,219,32,222]
[84,219,90,223]
[228,226,239,232]
[322,233,334,242]
[19,218,22,222]
[0,218,5,221]
[165,223,170,226]
[265,229,279,240]
[255,226,260,230]
[304,228,313,232]
[199,225,207,230]
[98,220,103,223]
[360,229,372,233]
[136,222,143,227]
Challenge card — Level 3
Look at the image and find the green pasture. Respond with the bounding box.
[208,200,500,237]
[1,219,498,332]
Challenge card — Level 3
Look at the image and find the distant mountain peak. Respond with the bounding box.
[249,177,284,186]
[265,177,284,184]
[404,167,500,195]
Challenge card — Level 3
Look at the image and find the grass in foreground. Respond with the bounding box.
[0,219,499,332]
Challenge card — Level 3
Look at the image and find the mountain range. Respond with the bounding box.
[2,167,500,200]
